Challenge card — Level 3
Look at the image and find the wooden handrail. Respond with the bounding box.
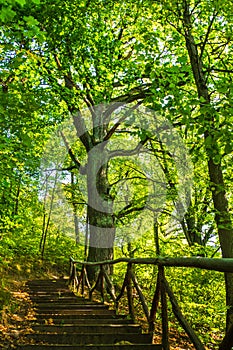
[69,256,232,350]
[70,256,233,272]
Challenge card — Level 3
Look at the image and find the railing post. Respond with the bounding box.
[68,257,74,286]
[160,266,170,350]
[89,266,102,301]
[73,262,78,291]
[102,267,116,304]
[219,322,233,350]
[100,265,105,303]
[76,264,83,293]
[115,269,128,314]
[164,277,205,350]
[126,262,135,322]
[81,264,85,296]
[84,266,91,291]
[130,268,150,322]
[69,258,78,292]
[149,270,161,332]
[68,255,230,349]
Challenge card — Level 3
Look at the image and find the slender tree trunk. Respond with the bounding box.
[71,172,79,244]
[40,174,49,251]
[84,212,89,260]
[13,176,21,216]
[41,171,58,258]
[74,213,80,245]
[182,1,233,329]
[182,209,203,247]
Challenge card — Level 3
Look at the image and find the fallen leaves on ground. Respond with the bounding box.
[0,280,36,349]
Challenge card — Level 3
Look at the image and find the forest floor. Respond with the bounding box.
[0,276,37,349]
[0,274,221,350]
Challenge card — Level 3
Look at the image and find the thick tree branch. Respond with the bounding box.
[103,101,143,141]
[200,10,219,59]
[108,137,149,159]
[48,165,77,172]
[110,175,147,187]
[206,67,233,74]
[111,86,152,103]
[115,204,145,219]
[60,131,86,175]
[53,52,95,117]
[103,114,128,141]
[72,113,94,151]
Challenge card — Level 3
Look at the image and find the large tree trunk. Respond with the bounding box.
[183,1,233,330]
[86,145,115,281]
[207,160,233,329]
[71,109,116,280]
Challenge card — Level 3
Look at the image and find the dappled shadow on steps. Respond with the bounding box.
[16,278,162,350]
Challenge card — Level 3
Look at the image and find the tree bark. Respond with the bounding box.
[182,1,233,329]
[86,145,115,280]
[218,322,233,350]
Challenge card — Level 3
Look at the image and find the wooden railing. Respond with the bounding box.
[69,256,233,350]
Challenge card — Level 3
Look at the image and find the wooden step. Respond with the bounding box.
[26,280,69,287]
[27,278,68,283]
[32,297,102,303]
[32,300,106,306]
[29,292,75,298]
[28,287,70,292]
[17,278,162,350]
[17,344,163,349]
[26,332,153,344]
[27,285,69,289]
[35,302,109,311]
[35,309,116,315]
[27,282,69,288]
[33,317,134,325]
[32,324,142,333]
[30,297,84,303]
[34,313,121,320]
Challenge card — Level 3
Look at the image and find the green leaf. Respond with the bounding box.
[224,142,232,155]
[204,135,212,146]
[213,154,221,165]
[15,0,26,5]
[199,96,206,103]
[0,7,16,21]
[23,15,39,26]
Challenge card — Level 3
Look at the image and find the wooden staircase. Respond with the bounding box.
[17,279,162,349]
